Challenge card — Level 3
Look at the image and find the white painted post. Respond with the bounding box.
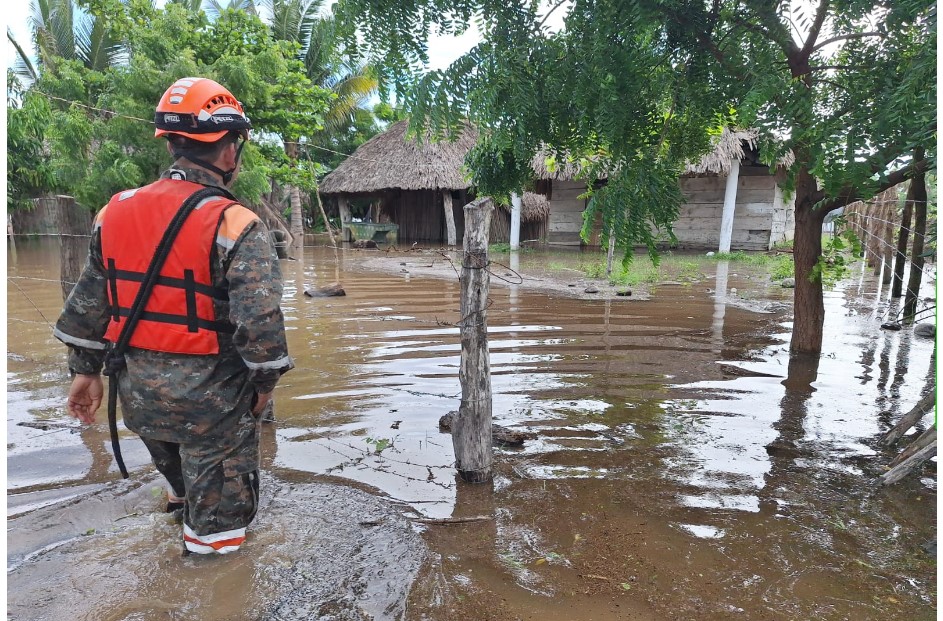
[443,191,457,246]
[719,159,740,253]
[712,260,730,354]
[509,192,522,250]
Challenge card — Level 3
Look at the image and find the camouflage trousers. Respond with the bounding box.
[141,408,261,552]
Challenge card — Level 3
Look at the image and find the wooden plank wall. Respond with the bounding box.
[546,169,794,251]
[546,180,587,245]
[490,210,548,244]
[674,171,778,251]
[383,189,472,244]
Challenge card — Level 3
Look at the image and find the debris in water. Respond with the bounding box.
[304,284,346,297]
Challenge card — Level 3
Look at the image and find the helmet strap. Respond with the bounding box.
[171,135,246,187]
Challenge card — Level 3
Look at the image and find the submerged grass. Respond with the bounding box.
[576,250,796,286]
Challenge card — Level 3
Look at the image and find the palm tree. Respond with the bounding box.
[8,28,39,83]
[21,0,125,74]
[261,0,379,243]
[204,0,258,20]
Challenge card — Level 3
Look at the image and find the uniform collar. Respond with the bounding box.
[160,165,228,191]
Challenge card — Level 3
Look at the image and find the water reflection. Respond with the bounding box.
[711,260,730,354]
[7,241,936,528]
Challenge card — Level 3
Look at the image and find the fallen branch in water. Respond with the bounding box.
[413,515,493,525]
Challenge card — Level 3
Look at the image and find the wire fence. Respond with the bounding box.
[29,89,461,173]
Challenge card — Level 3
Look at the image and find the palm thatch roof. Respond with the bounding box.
[531,128,793,180]
[318,120,478,194]
[494,192,550,222]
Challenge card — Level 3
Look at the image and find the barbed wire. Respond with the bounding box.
[842,211,930,241]
[31,90,154,123]
[28,90,461,173]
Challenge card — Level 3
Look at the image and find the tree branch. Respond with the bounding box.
[799,0,830,58]
[819,158,929,214]
[811,31,885,53]
[808,64,868,72]
[537,0,568,30]
[744,1,796,55]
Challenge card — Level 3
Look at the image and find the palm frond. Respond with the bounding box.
[205,0,254,20]
[47,0,76,61]
[7,29,39,82]
[323,72,378,132]
[264,0,322,43]
[302,15,336,84]
[76,12,126,71]
[166,0,203,12]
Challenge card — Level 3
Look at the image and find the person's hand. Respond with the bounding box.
[67,374,104,424]
[252,391,272,416]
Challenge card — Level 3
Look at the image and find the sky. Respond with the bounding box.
[4,1,571,77]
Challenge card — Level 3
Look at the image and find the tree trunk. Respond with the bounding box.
[883,391,935,445]
[789,170,828,354]
[892,181,914,298]
[284,141,304,255]
[903,157,928,322]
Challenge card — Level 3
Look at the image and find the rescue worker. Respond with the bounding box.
[54,77,292,555]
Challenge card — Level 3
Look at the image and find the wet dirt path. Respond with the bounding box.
[7,240,936,620]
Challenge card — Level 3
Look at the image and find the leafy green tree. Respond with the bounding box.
[262,0,379,238]
[334,0,936,354]
[7,1,331,216]
[7,75,55,210]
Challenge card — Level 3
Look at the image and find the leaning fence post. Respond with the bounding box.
[453,197,494,484]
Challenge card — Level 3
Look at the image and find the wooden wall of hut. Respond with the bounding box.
[489,209,549,244]
[381,189,471,243]
[546,168,793,251]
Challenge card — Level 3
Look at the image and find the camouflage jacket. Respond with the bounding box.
[54,165,293,442]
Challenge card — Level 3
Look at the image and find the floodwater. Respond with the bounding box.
[6,238,937,621]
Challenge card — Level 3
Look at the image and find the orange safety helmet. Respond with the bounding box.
[154,77,252,143]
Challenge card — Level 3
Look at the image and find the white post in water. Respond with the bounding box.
[453,197,494,483]
[509,192,522,250]
[337,196,351,242]
[719,159,740,253]
[443,191,457,246]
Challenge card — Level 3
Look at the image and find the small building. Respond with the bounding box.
[533,129,796,251]
[318,120,548,245]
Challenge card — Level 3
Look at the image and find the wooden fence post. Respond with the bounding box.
[892,182,914,298]
[453,197,494,484]
[53,195,92,302]
[903,156,928,322]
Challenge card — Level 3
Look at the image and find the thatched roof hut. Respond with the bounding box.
[319,120,551,245]
[319,120,478,195]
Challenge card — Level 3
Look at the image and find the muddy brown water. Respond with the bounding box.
[7,239,937,620]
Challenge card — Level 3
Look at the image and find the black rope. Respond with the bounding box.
[102,186,236,479]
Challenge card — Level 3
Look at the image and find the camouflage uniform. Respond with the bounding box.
[54,165,292,552]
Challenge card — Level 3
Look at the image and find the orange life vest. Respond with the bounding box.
[99,178,238,355]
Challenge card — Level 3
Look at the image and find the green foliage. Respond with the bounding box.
[365,436,391,454]
[335,0,936,352]
[810,225,862,288]
[7,78,55,210]
[769,255,795,282]
[7,0,333,211]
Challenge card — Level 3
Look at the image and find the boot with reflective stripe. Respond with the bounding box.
[183,524,247,555]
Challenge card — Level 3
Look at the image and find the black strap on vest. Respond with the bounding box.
[102,185,237,479]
